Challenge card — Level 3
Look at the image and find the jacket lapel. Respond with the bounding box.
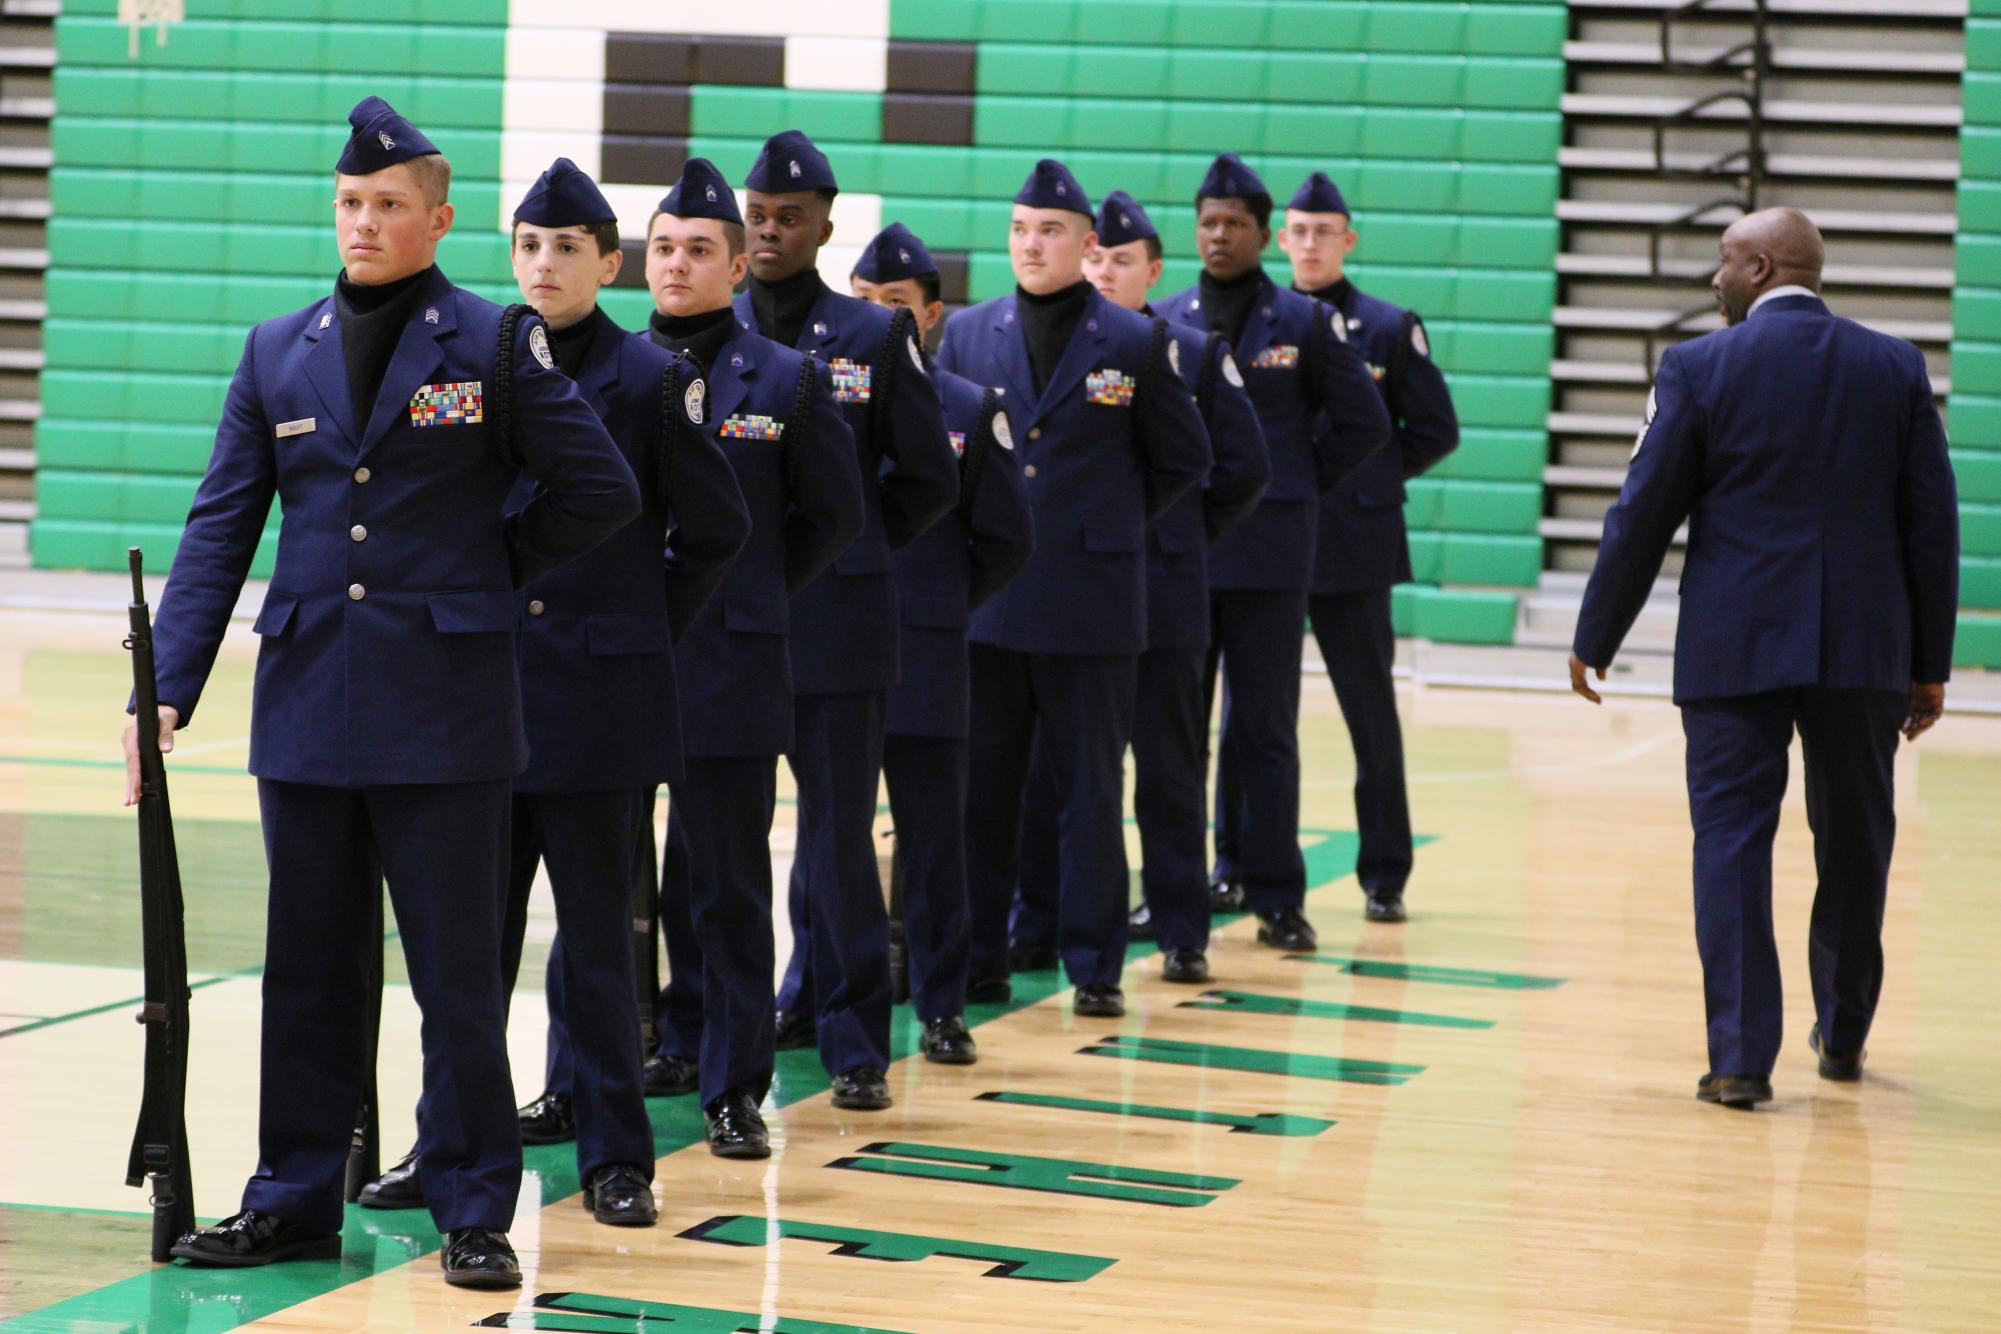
[571,307,624,415]
[359,268,455,457]
[1233,273,1280,363]
[796,285,843,360]
[705,325,754,431]
[299,297,355,444]
[990,296,1036,416]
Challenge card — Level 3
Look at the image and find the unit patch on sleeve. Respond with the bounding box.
[529,323,554,370]
[1250,345,1300,371]
[993,412,1014,450]
[1221,353,1244,387]
[408,381,484,427]
[1085,368,1136,407]
[828,358,873,404]
[719,414,785,442]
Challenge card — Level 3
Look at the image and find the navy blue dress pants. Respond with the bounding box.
[1309,588,1413,898]
[1680,687,1904,1078]
[884,733,972,1021]
[245,778,520,1235]
[1206,589,1309,914]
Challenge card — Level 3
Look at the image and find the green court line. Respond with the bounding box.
[828,1141,1239,1209]
[485,1291,917,1333]
[1178,989,1496,1029]
[976,1090,1334,1137]
[679,1213,1116,1282]
[1080,1035,1426,1086]
[0,973,242,1039]
[1284,956,1566,990]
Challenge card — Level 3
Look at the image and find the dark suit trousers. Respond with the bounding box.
[498,788,654,1184]
[245,778,520,1235]
[1309,589,1414,898]
[656,756,778,1108]
[967,645,1138,988]
[1680,687,1903,1077]
[1017,647,1211,954]
[883,733,972,1021]
[1206,589,1309,913]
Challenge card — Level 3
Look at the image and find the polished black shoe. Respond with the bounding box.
[357,1147,424,1210]
[169,1210,340,1267]
[517,1090,575,1145]
[1161,948,1210,984]
[704,1090,771,1160]
[773,1008,817,1051]
[1256,907,1318,951]
[921,1015,978,1065]
[583,1164,659,1227]
[441,1228,521,1288]
[1810,1024,1864,1082]
[965,975,1014,1005]
[1127,902,1156,941]
[1696,1073,1774,1109]
[1009,940,1059,973]
[642,1053,699,1097]
[1209,878,1245,913]
[1364,892,1408,924]
[831,1066,893,1110]
[1074,983,1126,1017]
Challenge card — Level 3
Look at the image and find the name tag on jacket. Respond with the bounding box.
[408,381,485,427]
[275,418,317,438]
[1085,368,1135,407]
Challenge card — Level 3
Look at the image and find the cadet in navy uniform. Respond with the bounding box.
[849,222,1035,1061]
[1015,191,1270,985]
[733,132,959,1108]
[1570,208,1958,1109]
[354,160,751,1224]
[639,159,863,1156]
[1279,171,1458,924]
[1155,153,1390,951]
[122,100,639,1286]
[936,160,1210,1016]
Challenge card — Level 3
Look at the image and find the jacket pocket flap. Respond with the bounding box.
[722,595,788,636]
[900,592,968,630]
[586,613,671,656]
[426,588,516,634]
[252,592,299,636]
[1081,523,1141,554]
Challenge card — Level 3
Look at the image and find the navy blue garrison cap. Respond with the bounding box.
[1288,171,1352,217]
[336,96,441,175]
[514,157,616,227]
[1095,191,1158,248]
[1015,158,1093,219]
[853,222,939,283]
[1195,152,1270,207]
[745,129,839,195]
[657,157,742,226]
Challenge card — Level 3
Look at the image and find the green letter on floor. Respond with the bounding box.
[680,1214,1116,1281]
[978,1090,1334,1136]
[827,1141,1239,1208]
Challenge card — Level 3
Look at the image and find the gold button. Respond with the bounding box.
[528,600,546,616]
[353,467,371,484]
[1023,465,1038,479]
[1028,427,1042,441]
[347,584,365,601]
[349,525,367,542]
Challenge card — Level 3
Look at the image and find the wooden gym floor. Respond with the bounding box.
[2,606,1999,1331]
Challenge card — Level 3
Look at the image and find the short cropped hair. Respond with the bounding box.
[646,209,746,257]
[1142,236,1163,263]
[405,154,453,210]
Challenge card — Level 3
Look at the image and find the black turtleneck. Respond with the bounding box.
[1016,279,1091,395]
[546,307,602,377]
[335,266,431,428]
[1198,265,1264,348]
[747,267,825,349]
[1303,275,1353,313]
[648,305,737,375]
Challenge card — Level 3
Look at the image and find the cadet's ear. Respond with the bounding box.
[921,299,945,336]
[599,247,624,289]
[818,214,836,248]
[429,200,455,242]
[728,251,751,287]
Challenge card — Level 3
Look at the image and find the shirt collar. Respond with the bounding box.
[1748,285,1819,317]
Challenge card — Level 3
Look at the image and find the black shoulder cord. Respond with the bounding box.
[492,302,533,469]
[1196,330,1224,414]
[785,355,816,497]
[656,353,683,508]
[959,385,1001,520]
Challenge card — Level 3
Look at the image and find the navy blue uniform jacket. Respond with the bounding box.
[736,285,959,694]
[935,286,1211,656]
[659,320,865,757]
[1149,318,1272,651]
[1156,272,1390,592]
[150,266,640,787]
[511,309,751,792]
[886,365,1035,739]
[1312,280,1459,595]
[1574,292,1959,701]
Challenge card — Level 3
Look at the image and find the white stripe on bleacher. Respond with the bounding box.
[784,36,888,93]
[507,0,888,39]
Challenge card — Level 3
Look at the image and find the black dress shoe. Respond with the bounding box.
[1074,983,1125,1017]
[169,1210,341,1267]
[704,1090,771,1159]
[921,1015,978,1065]
[517,1090,575,1145]
[1810,1024,1864,1081]
[965,975,1014,1005]
[1209,879,1246,913]
[1364,892,1407,924]
[440,1228,521,1288]
[1697,1073,1774,1109]
[1009,940,1059,972]
[583,1164,659,1227]
[642,1053,699,1097]
[1256,907,1318,951]
[831,1066,893,1111]
[1127,902,1156,941]
[1161,948,1210,984]
[357,1147,424,1210]
[773,1008,817,1051]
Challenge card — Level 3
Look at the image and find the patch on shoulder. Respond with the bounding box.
[992,412,1014,451]
[1167,338,1182,378]
[528,322,554,370]
[1221,352,1244,388]
[1411,321,1429,359]
[908,335,925,373]
[1631,385,1657,459]
[685,377,706,426]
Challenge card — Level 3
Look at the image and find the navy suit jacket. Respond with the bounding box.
[656,319,864,757]
[736,282,958,695]
[1574,293,1959,702]
[149,266,639,788]
[1148,317,1272,651]
[936,286,1210,656]
[1311,279,1459,596]
[1156,271,1390,592]
[886,365,1035,739]
[511,308,751,792]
